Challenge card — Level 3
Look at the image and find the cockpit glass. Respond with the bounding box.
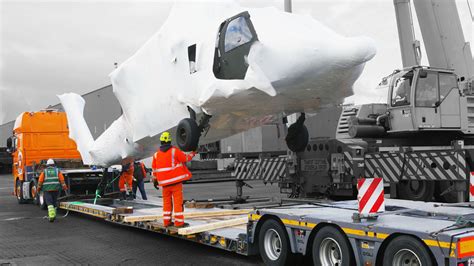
[224,17,253,52]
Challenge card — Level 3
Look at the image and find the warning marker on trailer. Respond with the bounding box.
[357,177,385,215]
[470,172,474,202]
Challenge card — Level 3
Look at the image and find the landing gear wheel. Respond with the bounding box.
[258,219,295,266]
[397,180,435,201]
[285,114,308,152]
[16,179,27,204]
[31,179,39,205]
[312,226,355,266]
[383,235,434,266]
[176,118,200,152]
[39,190,47,210]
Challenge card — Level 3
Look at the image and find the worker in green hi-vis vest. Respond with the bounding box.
[37,159,68,222]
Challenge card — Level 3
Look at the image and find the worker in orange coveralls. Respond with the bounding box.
[119,161,134,200]
[152,132,196,227]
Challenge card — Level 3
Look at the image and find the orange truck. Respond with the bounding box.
[6,110,119,208]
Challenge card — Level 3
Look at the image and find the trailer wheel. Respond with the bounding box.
[312,226,355,266]
[383,235,433,266]
[258,219,294,266]
[15,179,27,204]
[397,180,434,201]
[176,118,200,152]
[38,190,47,210]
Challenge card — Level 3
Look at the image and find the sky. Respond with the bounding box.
[0,0,472,125]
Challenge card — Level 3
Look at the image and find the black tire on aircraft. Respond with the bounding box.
[176,118,200,152]
[286,124,309,152]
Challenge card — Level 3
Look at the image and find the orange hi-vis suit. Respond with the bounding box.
[152,145,195,227]
[119,163,134,193]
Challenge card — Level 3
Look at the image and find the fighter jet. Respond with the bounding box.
[59,1,376,166]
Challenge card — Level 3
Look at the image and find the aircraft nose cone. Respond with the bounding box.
[333,36,377,69]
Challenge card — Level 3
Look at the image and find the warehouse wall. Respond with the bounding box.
[0,85,122,147]
[220,123,287,154]
[0,120,15,147]
[50,85,122,140]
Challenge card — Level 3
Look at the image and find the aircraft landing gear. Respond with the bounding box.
[285,113,309,152]
[176,108,211,152]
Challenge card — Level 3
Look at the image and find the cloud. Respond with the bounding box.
[0,1,172,123]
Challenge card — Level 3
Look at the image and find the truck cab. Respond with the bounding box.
[8,110,117,206]
[386,66,466,133]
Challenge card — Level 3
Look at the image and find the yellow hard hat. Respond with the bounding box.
[160,132,172,142]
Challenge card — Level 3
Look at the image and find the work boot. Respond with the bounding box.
[48,205,56,222]
[121,191,127,200]
[174,222,189,228]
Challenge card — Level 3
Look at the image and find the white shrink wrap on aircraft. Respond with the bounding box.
[60,2,376,166]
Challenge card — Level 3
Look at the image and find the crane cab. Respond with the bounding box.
[385,66,469,134]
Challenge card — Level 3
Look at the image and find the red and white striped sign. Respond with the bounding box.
[469,172,474,202]
[357,177,385,215]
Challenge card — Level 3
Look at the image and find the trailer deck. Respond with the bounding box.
[59,198,474,265]
[59,199,252,255]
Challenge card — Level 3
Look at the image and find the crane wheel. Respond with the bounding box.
[258,219,295,266]
[176,118,200,152]
[397,180,434,201]
[383,235,434,266]
[312,226,355,266]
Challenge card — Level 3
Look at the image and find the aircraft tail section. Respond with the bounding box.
[57,93,95,165]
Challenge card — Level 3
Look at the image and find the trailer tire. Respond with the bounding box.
[312,226,355,266]
[286,124,309,152]
[176,118,200,152]
[258,219,295,266]
[383,235,433,266]
[397,180,434,201]
[15,179,27,204]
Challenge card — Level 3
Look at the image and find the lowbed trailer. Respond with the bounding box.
[59,198,474,265]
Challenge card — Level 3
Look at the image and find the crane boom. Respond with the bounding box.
[413,0,473,81]
[393,0,422,67]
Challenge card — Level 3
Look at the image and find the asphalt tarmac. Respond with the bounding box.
[0,174,282,265]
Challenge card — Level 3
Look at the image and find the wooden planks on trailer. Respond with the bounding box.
[121,209,252,222]
[177,217,248,235]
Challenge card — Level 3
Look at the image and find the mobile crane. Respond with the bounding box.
[279,0,474,203]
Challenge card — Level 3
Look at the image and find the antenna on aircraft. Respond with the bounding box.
[284,0,292,13]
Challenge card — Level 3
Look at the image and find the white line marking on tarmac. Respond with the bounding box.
[4,217,26,221]
[0,187,12,190]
